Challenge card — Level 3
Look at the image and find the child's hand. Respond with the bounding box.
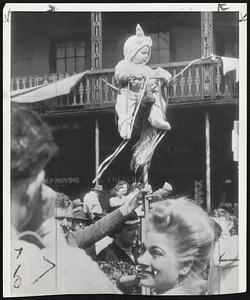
[148,80,158,92]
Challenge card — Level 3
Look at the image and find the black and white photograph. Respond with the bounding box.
[3,3,247,297]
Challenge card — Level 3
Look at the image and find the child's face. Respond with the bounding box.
[132,46,150,64]
[139,230,180,294]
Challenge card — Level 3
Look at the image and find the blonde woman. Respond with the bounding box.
[138,197,214,295]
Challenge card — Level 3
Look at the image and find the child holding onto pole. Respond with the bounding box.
[115,24,172,140]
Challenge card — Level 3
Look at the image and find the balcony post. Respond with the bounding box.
[91,12,103,70]
[201,12,213,59]
[91,12,102,182]
[201,12,213,212]
[95,118,100,186]
[201,12,214,98]
[205,111,211,212]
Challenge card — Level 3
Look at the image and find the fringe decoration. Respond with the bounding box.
[130,125,160,174]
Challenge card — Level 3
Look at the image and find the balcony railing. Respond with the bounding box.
[11,59,238,115]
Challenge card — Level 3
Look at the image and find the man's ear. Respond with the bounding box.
[179,260,193,276]
[25,170,45,206]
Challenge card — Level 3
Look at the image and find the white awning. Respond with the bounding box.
[11,71,89,103]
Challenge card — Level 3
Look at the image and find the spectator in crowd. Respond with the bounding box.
[138,197,214,295]
[109,180,130,210]
[55,193,73,218]
[83,184,103,218]
[97,211,140,264]
[207,208,239,294]
[10,103,121,295]
[55,212,73,236]
[67,187,149,261]
[63,194,73,214]
[70,208,97,259]
[97,211,141,293]
[71,207,91,231]
[72,198,84,210]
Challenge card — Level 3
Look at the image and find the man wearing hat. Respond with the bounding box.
[97,211,141,294]
[71,207,91,231]
[83,184,103,218]
[67,187,150,261]
[97,211,140,265]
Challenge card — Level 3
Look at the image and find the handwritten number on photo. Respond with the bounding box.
[13,265,22,288]
[217,3,229,12]
[13,247,24,288]
[14,247,23,259]
[32,256,56,284]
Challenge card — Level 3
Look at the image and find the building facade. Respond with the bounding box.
[11,11,239,211]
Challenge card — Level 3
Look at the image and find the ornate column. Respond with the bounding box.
[91,12,102,185]
[201,12,214,97]
[201,12,213,212]
[91,12,102,70]
[201,12,213,59]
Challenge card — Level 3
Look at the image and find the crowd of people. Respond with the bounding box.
[10,102,239,296]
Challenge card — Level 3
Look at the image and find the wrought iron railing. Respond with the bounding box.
[11,58,238,115]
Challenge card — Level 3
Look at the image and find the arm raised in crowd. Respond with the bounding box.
[71,188,148,249]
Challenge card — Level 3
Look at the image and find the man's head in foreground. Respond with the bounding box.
[11,103,58,232]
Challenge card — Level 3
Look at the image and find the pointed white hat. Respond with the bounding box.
[123,24,152,62]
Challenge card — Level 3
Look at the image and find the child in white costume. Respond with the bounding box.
[115,24,172,140]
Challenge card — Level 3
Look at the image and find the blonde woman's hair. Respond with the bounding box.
[148,197,214,293]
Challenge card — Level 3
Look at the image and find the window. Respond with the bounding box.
[150,32,170,64]
[55,40,85,73]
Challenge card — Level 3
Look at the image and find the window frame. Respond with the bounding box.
[50,37,86,74]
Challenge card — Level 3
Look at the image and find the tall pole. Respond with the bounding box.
[205,112,211,212]
[141,165,150,295]
[201,12,213,212]
[95,118,100,186]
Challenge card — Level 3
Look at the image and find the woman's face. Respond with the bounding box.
[139,229,180,294]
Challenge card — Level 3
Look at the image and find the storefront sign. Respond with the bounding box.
[194,179,204,206]
[106,176,135,185]
[45,177,80,185]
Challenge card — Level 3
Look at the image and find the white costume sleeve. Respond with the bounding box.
[115,60,132,83]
